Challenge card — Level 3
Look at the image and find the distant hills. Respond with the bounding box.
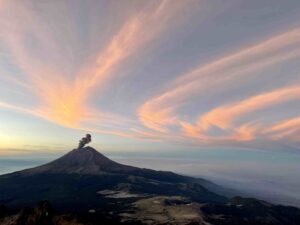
[0,147,299,225]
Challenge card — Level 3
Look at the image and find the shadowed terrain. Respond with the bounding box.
[0,147,227,210]
[0,147,299,225]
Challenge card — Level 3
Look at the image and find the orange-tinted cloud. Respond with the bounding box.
[0,0,195,134]
[136,25,300,149]
[138,27,300,133]
[198,86,300,131]
[262,116,300,141]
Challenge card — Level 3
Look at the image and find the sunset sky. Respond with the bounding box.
[1,0,300,156]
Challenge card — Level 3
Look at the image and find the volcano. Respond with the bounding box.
[18,147,138,175]
[0,147,228,210]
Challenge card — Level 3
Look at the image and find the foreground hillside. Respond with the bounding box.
[1,197,300,225]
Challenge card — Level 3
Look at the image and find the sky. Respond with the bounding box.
[1,0,300,206]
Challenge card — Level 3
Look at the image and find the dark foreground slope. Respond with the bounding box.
[0,147,226,210]
[1,197,300,225]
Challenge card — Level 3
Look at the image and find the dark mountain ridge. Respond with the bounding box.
[1,147,300,225]
[17,147,137,175]
[0,147,227,210]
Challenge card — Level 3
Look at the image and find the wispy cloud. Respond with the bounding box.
[138,27,300,148]
[138,27,300,132]
[0,0,193,130]
[198,85,300,131]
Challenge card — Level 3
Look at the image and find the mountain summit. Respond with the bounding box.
[20,147,136,175]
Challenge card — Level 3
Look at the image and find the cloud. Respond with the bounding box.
[78,0,190,92]
[0,101,43,118]
[198,85,300,131]
[0,1,196,135]
[262,116,300,142]
[137,26,300,148]
[138,27,300,133]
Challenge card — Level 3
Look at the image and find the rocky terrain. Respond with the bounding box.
[1,196,300,225]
